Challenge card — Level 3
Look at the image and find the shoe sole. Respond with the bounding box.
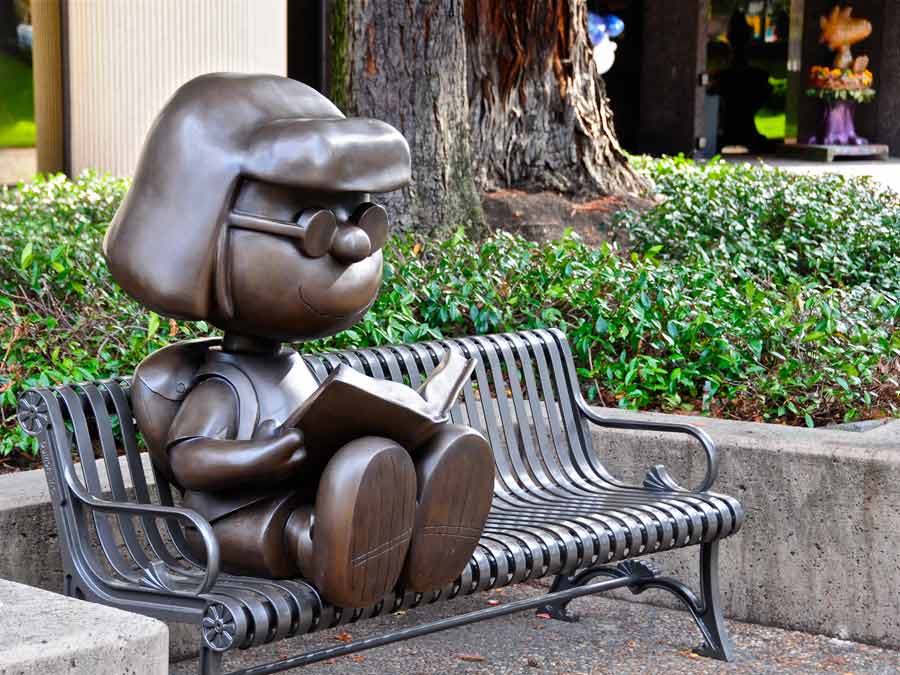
[402,424,495,592]
[310,437,416,607]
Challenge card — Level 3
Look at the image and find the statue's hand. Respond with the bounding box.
[254,419,306,470]
[168,420,306,491]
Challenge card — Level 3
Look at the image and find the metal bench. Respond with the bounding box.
[18,328,743,674]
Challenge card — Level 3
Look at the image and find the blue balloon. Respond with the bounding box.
[587,12,608,46]
[605,14,625,38]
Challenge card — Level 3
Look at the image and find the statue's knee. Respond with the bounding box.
[418,423,492,465]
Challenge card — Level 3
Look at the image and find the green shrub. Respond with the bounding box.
[1,167,898,461]
[618,156,900,292]
[0,173,209,457]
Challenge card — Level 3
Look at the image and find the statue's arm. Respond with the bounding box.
[167,379,305,492]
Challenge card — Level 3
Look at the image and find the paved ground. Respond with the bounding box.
[0,146,36,185]
[724,155,900,193]
[172,582,900,674]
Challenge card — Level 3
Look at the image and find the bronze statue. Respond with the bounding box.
[819,5,872,70]
[104,73,495,608]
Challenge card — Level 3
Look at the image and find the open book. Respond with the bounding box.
[282,348,475,460]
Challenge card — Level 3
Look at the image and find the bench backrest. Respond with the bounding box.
[19,329,602,592]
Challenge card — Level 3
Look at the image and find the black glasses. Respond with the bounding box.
[227,203,388,258]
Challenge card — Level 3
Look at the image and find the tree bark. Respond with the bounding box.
[337,0,483,236]
[464,0,647,196]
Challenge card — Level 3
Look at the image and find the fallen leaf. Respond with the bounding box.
[527,656,541,668]
[820,656,847,666]
[535,612,551,619]
[334,632,352,642]
[350,655,365,663]
[458,654,486,663]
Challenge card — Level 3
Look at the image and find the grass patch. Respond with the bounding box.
[755,108,785,140]
[0,53,35,148]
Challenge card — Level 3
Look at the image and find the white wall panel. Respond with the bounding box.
[65,0,287,176]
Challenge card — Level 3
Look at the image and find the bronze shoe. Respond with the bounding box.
[295,437,417,607]
[401,424,495,592]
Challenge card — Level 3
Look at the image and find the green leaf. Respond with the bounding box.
[146,313,161,341]
[19,242,34,269]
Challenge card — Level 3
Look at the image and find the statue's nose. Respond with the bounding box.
[331,225,372,263]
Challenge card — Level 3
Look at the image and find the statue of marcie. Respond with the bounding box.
[103,73,495,608]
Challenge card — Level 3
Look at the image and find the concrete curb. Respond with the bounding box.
[0,578,167,675]
[589,407,899,649]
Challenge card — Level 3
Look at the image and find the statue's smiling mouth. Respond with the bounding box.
[296,252,383,319]
[298,286,341,318]
[299,284,376,319]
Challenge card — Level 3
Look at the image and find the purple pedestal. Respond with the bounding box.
[808,100,867,145]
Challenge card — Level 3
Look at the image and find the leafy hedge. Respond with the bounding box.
[619,156,900,292]
[1,163,898,460]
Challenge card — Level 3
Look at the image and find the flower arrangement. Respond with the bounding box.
[806,63,875,103]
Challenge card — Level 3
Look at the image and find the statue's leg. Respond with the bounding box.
[199,492,307,579]
[401,424,495,592]
[286,437,417,607]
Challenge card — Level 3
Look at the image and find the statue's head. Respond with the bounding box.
[104,73,410,341]
[819,5,872,52]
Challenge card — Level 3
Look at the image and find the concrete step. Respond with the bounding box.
[0,578,167,675]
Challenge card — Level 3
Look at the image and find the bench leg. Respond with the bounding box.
[690,541,734,661]
[199,645,223,675]
[538,542,735,662]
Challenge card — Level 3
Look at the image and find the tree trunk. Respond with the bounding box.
[335,0,483,236]
[464,0,647,196]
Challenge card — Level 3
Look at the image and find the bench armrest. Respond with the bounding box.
[62,466,220,595]
[575,397,719,493]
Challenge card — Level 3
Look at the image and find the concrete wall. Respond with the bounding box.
[593,408,900,648]
[63,0,287,176]
[0,578,167,674]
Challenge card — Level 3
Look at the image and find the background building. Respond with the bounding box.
[0,0,896,185]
